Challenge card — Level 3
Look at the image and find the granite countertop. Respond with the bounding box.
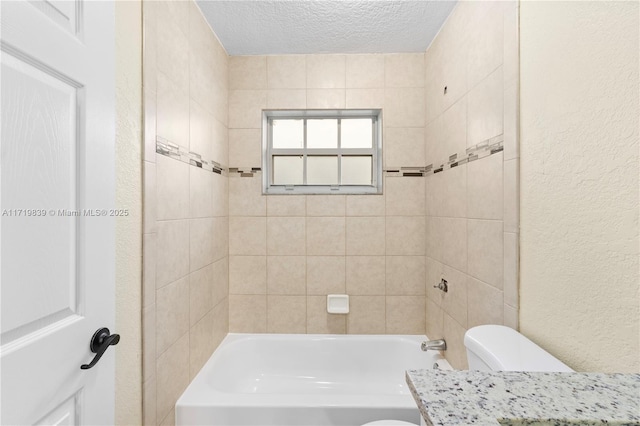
[406,369,640,426]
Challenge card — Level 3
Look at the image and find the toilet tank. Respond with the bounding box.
[464,325,573,372]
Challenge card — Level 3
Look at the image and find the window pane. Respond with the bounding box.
[341,119,372,148]
[307,156,338,185]
[273,156,303,185]
[341,156,372,185]
[307,119,338,149]
[273,119,303,148]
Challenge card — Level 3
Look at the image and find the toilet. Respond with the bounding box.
[464,324,573,372]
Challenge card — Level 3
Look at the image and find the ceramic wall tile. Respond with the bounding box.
[267,256,306,295]
[229,176,266,216]
[156,154,189,220]
[307,296,346,334]
[156,72,189,147]
[228,90,268,129]
[345,195,385,217]
[190,167,213,218]
[467,152,504,220]
[156,277,189,356]
[386,216,426,256]
[348,296,386,334]
[306,54,346,88]
[306,217,346,256]
[229,217,266,255]
[229,129,261,168]
[467,67,503,147]
[468,219,504,289]
[156,220,189,288]
[229,56,267,90]
[156,334,189,423]
[267,296,307,333]
[386,256,426,296]
[346,217,385,255]
[384,127,425,168]
[229,256,267,295]
[345,88,384,109]
[467,276,504,327]
[267,89,306,109]
[346,54,384,88]
[267,55,306,89]
[189,310,215,379]
[346,256,386,295]
[267,195,306,217]
[386,296,426,334]
[189,264,214,326]
[267,217,306,255]
[385,53,425,88]
[229,295,267,332]
[385,177,425,216]
[306,256,346,295]
[306,89,346,109]
[189,218,213,272]
[384,88,425,127]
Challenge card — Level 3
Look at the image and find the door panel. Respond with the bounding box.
[35,392,80,426]
[1,48,82,343]
[27,0,82,37]
[1,0,115,424]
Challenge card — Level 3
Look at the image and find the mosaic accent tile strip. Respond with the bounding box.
[382,135,503,178]
[422,134,504,178]
[224,134,505,179]
[156,137,226,175]
[383,167,426,177]
[228,168,261,178]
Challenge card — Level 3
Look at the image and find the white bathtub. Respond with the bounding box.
[176,333,449,426]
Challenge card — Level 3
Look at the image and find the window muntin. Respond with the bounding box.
[263,110,382,195]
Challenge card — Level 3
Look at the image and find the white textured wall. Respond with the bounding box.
[519,1,639,373]
[115,1,143,424]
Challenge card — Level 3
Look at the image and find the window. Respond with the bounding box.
[262,109,382,194]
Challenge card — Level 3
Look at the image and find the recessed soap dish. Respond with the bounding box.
[327,294,349,314]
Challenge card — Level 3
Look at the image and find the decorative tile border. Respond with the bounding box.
[156,136,227,175]
[382,135,504,178]
[228,168,261,178]
[383,167,426,178]
[170,133,506,180]
[423,134,503,178]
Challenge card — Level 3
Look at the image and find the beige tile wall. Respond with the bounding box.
[424,1,519,369]
[142,1,229,425]
[227,53,428,335]
[142,6,519,416]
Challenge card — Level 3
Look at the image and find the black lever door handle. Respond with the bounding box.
[80,327,120,370]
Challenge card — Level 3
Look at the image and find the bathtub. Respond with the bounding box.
[176,333,449,426]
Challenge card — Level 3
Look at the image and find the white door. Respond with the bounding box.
[0,1,115,424]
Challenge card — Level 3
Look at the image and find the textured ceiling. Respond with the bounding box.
[196,1,458,55]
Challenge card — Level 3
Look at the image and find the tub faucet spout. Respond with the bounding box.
[421,339,446,352]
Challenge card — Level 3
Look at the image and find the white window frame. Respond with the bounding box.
[262,109,383,195]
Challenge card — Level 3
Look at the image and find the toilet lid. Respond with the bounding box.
[361,421,418,426]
